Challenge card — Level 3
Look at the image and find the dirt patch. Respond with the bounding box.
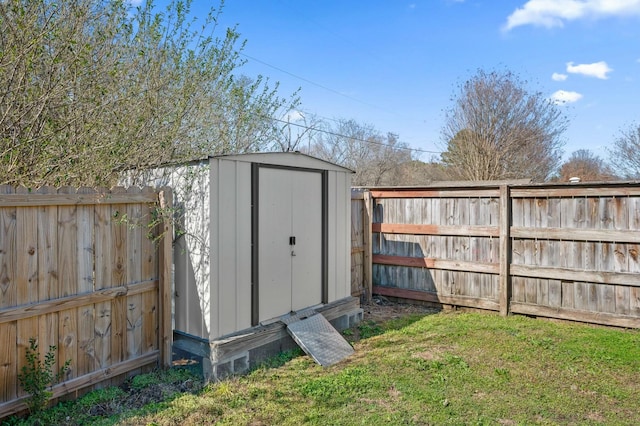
[340,295,440,341]
[362,295,440,323]
[89,375,202,421]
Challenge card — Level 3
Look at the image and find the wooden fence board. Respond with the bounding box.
[0,281,156,324]
[441,198,454,295]
[511,186,640,198]
[373,254,499,274]
[126,187,143,362]
[460,198,474,298]
[630,196,640,317]
[373,285,500,311]
[141,187,158,355]
[371,223,500,238]
[370,189,500,198]
[0,184,18,402]
[57,187,78,381]
[498,186,510,312]
[605,197,622,315]
[0,350,159,418]
[351,198,364,296]
[510,227,640,243]
[0,192,157,207]
[432,198,447,296]
[523,197,537,305]
[158,188,173,367]
[0,322,17,402]
[77,187,96,376]
[511,196,524,303]
[36,187,60,377]
[546,198,562,308]
[110,188,127,367]
[58,307,77,383]
[16,188,39,397]
[94,195,112,370]
[510,302,640,328]
[0,186,17,309]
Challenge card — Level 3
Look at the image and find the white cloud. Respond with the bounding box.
[552,72,568,81]
[566,61,612,79]
[503,0,640,31]
[550,90,583,104]
[284,110,305,122]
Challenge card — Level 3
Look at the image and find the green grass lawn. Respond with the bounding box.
[8,310,640,425]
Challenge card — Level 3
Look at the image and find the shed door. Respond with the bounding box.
[257,167,322,322]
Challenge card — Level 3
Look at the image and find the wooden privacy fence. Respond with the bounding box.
[351,182,640,328]
[0,186,173,418]
[351,192,372,299]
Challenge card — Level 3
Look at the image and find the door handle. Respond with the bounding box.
[289,236,296,245]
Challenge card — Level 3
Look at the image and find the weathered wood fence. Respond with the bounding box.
[351,192,371,299]
[351,182,640,328]
[0,186,173,418]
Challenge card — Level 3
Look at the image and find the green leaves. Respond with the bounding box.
[0,0,298,187]
[18,337,71,414]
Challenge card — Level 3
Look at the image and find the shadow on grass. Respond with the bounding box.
[250,304,441,371]
[251,348,305,371]
[344,303,441,343]
[382,312,439,332]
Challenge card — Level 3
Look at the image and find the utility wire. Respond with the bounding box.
[239,55,443,155]
[240,53,388,112]
[270,116,442,155]
[240,31,444,156]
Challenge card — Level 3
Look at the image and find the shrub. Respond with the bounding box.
[18,338,70,414]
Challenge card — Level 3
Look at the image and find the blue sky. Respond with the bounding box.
[183,0,640,162]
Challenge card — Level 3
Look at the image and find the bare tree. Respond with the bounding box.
[308,119,412,186]
[396,157,454,185]
[555,149,616,182]
[0,0,298,187]
[272,111,324,153]
[440,69,567,181]
[608,122,640,179]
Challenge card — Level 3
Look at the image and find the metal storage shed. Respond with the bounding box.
[167,152,362,378]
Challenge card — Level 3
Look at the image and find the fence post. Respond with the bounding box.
[499,184,511,316]
[363,190,373,303]
[158,187,173,368]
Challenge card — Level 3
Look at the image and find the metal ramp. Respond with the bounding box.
[282,310,354,367]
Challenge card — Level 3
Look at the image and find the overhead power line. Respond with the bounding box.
[238,52,442,155]
[240,53,389,112]
[270,116,443,155]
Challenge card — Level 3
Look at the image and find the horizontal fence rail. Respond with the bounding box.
[0,186,173,419]
[351,182,640,329]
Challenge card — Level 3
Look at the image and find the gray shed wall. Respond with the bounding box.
[207,153,352,340]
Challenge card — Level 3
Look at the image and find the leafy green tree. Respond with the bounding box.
[440,69,567,181]
[0,0,298,187]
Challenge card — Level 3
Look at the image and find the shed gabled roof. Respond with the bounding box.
[210,152,354,173]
